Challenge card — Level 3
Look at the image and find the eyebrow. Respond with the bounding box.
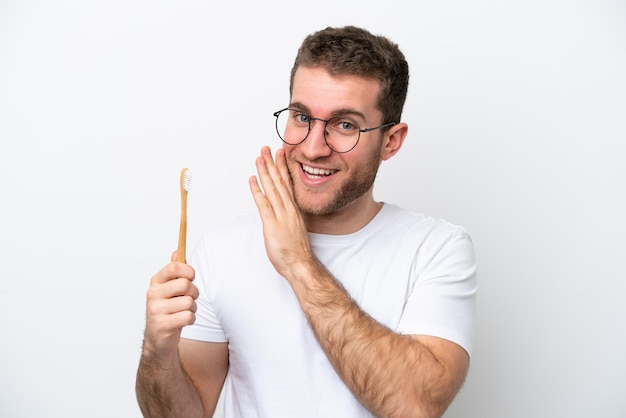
[289,101,367,122]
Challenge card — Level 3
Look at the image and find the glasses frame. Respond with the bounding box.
[273,107,397,154]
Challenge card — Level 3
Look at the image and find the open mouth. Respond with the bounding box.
[301,163,337,179]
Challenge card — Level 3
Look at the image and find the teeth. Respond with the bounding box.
[302,164,335,177]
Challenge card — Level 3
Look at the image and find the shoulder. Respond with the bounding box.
[378,204,476,274]
[380,203,470,242]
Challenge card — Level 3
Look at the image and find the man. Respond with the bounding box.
[136,25,477,418]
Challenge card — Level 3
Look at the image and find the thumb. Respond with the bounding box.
[171,251,178,262]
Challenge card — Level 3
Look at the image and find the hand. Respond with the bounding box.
[249,146,314,279]
[142,251,199,358]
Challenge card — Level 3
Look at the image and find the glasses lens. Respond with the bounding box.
[324,116,360,153]
[276,109,309,145]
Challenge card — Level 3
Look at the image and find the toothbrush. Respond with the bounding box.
[177,168,191,263]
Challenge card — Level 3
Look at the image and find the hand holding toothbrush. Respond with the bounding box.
[140,168,198,357]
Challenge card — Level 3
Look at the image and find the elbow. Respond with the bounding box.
[395,392,452,418]
[417,373,466,418]
[399,365,466,418]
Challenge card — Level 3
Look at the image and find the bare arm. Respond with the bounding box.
[135,254,228,418]
[249,147,468,418]
[287,258,468,418]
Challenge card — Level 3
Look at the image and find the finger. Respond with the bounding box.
[263,146,289,194]
[255,151,286,214]
[166,277,198,299]
[148,308,196,333]
[150,262,195,286]
[167,310,196,328]
[149,277,198,302]
[164,294,198,315]
[274,148,295,201]
[249,174,274,217]
[147,290,196,315]
[257,147,291,212]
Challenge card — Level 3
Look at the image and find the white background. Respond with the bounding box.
[1,1,625,417]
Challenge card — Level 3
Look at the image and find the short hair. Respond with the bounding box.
[290,25,409,125]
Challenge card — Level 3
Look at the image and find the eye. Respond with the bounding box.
[292,111,310,124]
[329,117,358,134]
[339,120,355,130]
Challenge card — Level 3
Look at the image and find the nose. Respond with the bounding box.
[299,120,333,159]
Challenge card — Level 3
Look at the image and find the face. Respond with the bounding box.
[283,66,386,217]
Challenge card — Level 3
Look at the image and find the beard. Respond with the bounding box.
[288,146,383,217]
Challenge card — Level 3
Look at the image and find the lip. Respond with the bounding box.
[297,162,338,187]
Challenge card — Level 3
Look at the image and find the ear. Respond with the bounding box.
[381,122,408,161]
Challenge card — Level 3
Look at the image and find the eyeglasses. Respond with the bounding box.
[273,107,396,154]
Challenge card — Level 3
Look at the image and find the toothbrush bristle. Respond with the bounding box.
[183,168,191,192]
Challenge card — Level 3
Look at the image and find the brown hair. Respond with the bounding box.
[290,25,409,126]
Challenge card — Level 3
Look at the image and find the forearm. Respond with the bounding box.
[135,348,204,418]
[289,260,460,418]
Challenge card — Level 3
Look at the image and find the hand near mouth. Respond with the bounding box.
[249,146,317,280]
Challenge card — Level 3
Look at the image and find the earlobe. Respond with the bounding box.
[381,123,408,161]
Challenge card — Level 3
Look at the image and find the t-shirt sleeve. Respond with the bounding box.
[397,228,478,356]
[180,235,228,343]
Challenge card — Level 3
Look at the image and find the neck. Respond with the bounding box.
[302,196,383,235]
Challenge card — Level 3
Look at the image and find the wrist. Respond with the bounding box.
[141,336,180,367]
[283,254,325,284]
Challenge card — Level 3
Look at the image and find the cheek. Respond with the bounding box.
[346,145,380,168]
[282,143,298,158]
[283,147,298,167]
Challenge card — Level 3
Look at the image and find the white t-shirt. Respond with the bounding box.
[181,203,477,417]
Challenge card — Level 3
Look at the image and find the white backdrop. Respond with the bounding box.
[1,1,625,417]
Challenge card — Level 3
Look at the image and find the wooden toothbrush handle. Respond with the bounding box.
[176,170,188,263]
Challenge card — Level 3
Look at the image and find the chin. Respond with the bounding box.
[294,187,360,217]
[294,197,334,216]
